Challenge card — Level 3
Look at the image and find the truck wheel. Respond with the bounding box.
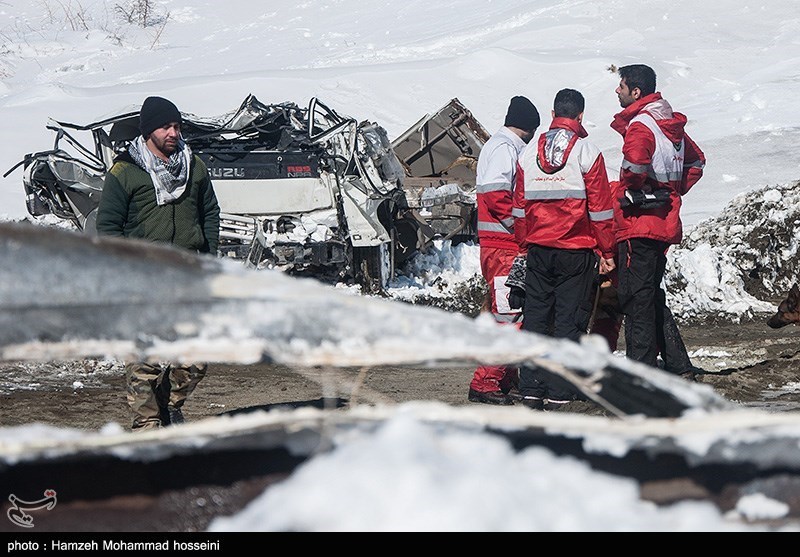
[353,243,391,295]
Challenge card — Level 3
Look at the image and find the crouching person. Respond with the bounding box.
[95,95,221,430]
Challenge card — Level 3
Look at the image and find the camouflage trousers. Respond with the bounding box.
[125,362,207,431]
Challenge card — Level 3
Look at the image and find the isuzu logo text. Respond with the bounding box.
[209,167,245,178]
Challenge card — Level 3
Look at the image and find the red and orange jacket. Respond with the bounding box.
[513,117,615,258]
[610,92,705,245]
[476,127,527,251]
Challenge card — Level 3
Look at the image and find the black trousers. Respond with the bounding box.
[617,238,691,371]
[520,245,597,400]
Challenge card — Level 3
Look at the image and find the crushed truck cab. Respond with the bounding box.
[5,96,487,293]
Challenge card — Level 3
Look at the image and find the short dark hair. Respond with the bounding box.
[618,64,657,96]
[553,89,585,119]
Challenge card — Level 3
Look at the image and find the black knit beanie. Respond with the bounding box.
[504,96,540,131]
[139,96,182,138]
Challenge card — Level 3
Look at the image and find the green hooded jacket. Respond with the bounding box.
[95,150,220,254]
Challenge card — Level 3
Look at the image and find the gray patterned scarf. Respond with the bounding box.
[129,135,192,206]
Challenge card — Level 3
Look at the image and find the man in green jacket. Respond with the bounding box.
[96,95,220,431]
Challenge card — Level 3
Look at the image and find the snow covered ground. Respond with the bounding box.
[1,0,799,532]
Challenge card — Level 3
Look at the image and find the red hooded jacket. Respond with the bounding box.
[513,117,615,258]
[610,92,705,245]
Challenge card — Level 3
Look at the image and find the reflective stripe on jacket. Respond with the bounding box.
[610,93,705,245]
[513,117,615,257]
[476,127,527,250]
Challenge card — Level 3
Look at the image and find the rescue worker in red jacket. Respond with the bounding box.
[587,243,699,381]
[611,64,706,375]
[467,96,540,405]
[512,88,615,410]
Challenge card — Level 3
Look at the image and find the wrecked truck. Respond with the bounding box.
[392,97,488,246]
[5,95,486,293]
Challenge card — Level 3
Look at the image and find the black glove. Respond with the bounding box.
[508,286,526,311]
[619,188,671,210]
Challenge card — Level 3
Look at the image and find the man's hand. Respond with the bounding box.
[508,286,526,311]
[599,257,616,275]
